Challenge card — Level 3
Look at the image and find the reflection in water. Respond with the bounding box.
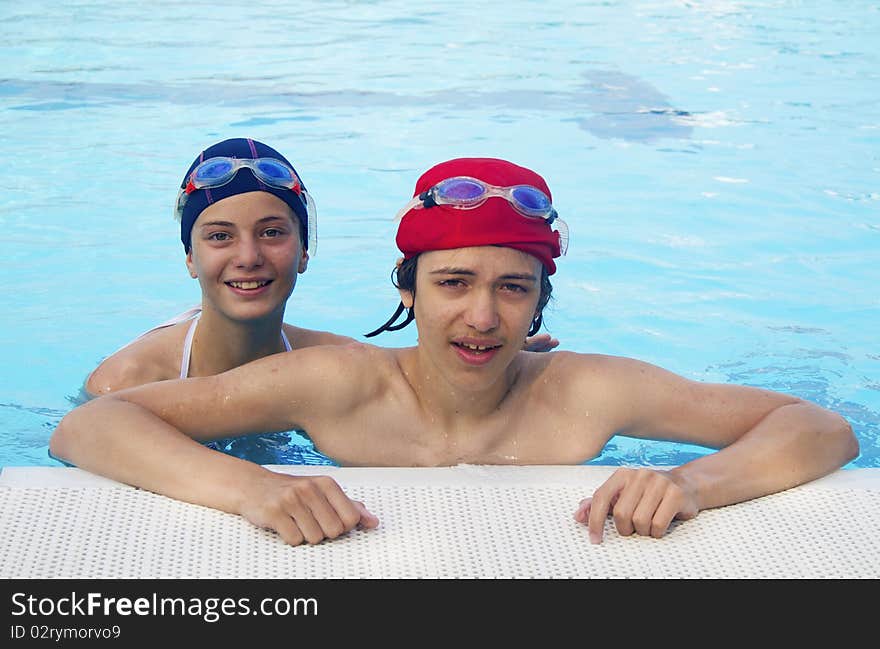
[1,69,693,143]
[207,431,337,467]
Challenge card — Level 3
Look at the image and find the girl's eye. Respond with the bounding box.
[263,228,283,237]
[438,279,465,288]
[502,283,527,293]
[208,232,232,241]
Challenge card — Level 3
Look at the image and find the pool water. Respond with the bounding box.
[1,1,877,468]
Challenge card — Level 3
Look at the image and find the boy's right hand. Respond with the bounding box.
[239,472,379,545]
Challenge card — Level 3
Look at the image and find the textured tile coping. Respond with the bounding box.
[2,465,878,578]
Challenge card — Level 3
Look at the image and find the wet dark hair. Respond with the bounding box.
[364,254,554,338]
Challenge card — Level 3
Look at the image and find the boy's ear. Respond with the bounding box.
[298,247,309,273]
[395,257,413,307]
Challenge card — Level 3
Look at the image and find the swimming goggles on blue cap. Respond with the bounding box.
[175,156,317,252]
[394,176,568,255]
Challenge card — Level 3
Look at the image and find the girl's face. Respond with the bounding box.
[186,191,308,323]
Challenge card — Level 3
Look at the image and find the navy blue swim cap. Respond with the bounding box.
[178,138,311,252]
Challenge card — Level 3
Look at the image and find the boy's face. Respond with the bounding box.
[186,191,308,322]
[403,245,542,391]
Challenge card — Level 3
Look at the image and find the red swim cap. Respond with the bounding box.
[395,158,563,275]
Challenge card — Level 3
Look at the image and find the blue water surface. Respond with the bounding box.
[0,1,877,468]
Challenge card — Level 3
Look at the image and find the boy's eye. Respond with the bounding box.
[502,283,527,293]
[263,228,283,237]
[208,232,231,241]
[438,278,465,287]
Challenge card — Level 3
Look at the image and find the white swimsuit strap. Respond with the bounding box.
[281,329,292,352]
[151,306,203,331]
[179,312,200,379]
[96,306,202,363]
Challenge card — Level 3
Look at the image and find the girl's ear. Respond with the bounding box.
[185,250,198,278]
[298,247,309,273]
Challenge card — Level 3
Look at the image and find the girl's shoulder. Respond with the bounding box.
[84,320,192,397]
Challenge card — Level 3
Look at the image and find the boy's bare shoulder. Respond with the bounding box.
[283,338,403,376]
[525,349,625,374]
[257,340,404,414]
[541,350,657,374]
[84,325,187,397]
[521,350,651,402]
[268,336,399,371]
[283,324,358,349]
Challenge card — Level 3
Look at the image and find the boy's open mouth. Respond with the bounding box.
[452,341,501,353]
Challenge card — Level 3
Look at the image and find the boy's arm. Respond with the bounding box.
[51,345,380,544]
[566,355,858,541]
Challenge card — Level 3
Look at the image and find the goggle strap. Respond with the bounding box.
[420,190,437,209]
[364,301,415,337]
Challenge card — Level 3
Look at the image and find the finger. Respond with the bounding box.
[651,488,688,539]
[354,500,380,529]
[523,334,555,352]
[316,477,379,531]
[587,480,623,544]
[298,481,364,542]
[609,477,647,538]
[573,497,591,523]
[630,478,667,537]
[523,336,542,351]
[271,514,306,546]
[285,497,327,545]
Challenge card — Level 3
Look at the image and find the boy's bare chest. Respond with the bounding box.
[313,394,606,467]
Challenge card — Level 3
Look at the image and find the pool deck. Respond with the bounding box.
[2,464,878,579]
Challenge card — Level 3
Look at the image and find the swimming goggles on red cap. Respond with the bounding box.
[394,176,569,255]
[174,156,317,250]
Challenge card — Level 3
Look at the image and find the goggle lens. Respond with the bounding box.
[194,159,235,184]
[437,177,484,201]
[511,186,551,214]
[255,159,294,183]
